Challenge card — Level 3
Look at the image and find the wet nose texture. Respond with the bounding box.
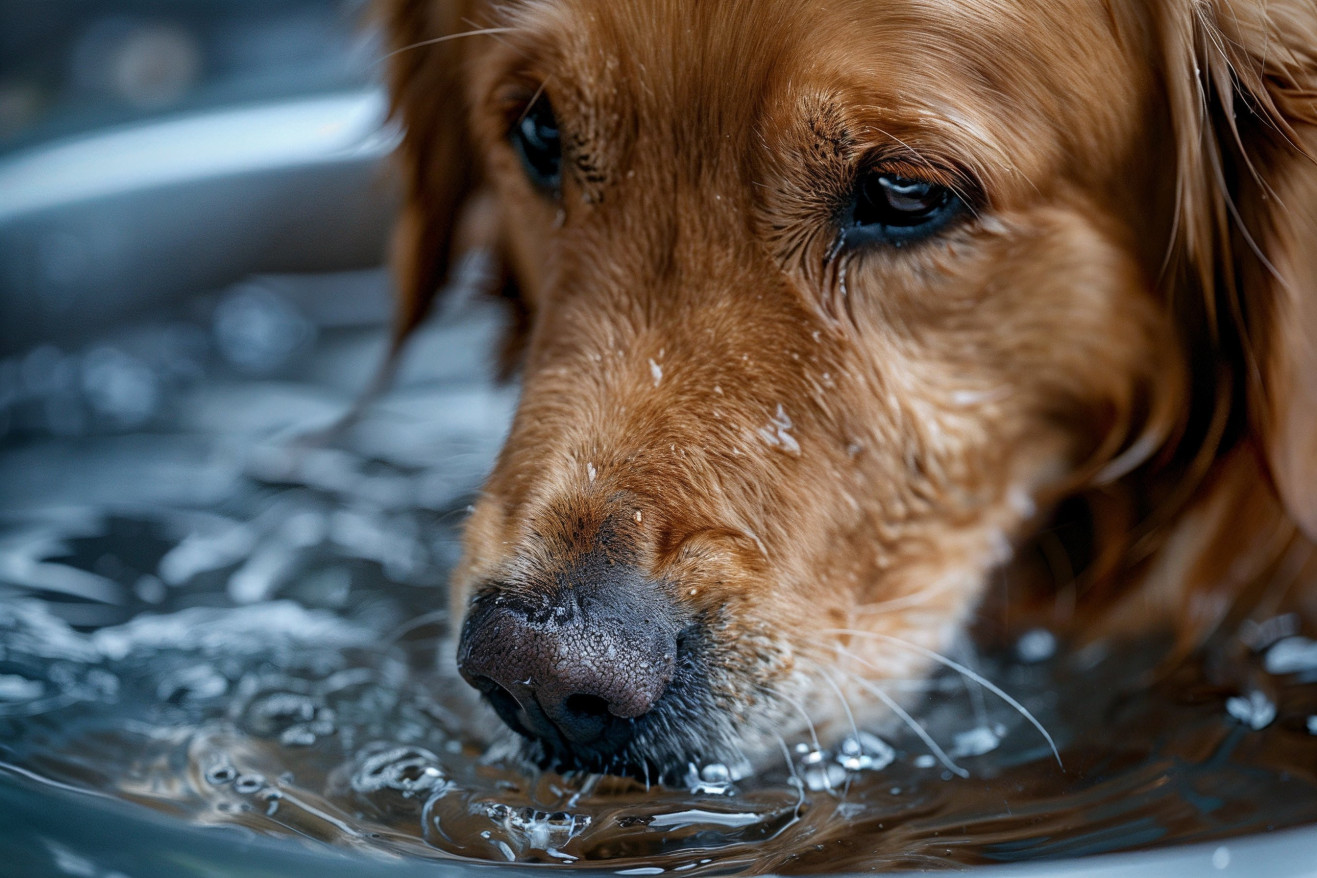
[457,565,681,754]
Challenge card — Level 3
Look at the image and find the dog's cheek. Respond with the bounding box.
[883,206,1182,472]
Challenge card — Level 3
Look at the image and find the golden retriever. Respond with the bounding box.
[380,0,1317,780]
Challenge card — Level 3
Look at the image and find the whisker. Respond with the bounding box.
[383,608,449,645]
[818,666,860,744]
[849,583,953,616]
[382,27,515,63]
[773,732,808,813]
[832,660,968,778]
[778,690,824,754]
[823,628,1062,767]
[517,79,551,126]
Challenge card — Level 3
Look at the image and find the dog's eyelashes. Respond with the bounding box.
[512,93,562,192]
[844,171,963,248]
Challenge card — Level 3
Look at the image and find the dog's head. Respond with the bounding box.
[384,0,1317,778]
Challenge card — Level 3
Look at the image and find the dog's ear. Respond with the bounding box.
[1163,0,1317,540]
[382,0,486,345]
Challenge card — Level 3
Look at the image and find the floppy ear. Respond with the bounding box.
[1165,0,1317,540]
[382,0,484,344]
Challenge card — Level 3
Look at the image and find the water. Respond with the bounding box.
[3,269,1317,875]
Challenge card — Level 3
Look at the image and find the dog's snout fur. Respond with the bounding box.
[457,561,681,755]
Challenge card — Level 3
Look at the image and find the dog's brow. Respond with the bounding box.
[804,105,854,160]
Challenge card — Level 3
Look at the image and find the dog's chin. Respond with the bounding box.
[514,734,713,784]
[498,715,744,784]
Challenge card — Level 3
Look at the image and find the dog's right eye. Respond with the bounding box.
[511,94,562,192]
[843,170,963,248]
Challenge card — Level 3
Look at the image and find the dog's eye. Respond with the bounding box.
[845,172,962,247]
[511,94,562,191]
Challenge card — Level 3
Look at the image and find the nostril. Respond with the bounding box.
[468,675,552,739]
[473,675,516,710]
[554,693,614,744]
[564,693,611,719]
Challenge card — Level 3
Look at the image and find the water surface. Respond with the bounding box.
[3,269,1316,874]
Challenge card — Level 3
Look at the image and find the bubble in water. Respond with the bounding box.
[280,722,331,748]
[202,755,237,787]
[233,773,267,795]
[352,745,447,797]
[837,732,895,772]
[156,664,229,704]
[234,681,338,746]
[241,691,319,736]
[487,805,590,858]
[913,754,937,769]
[1226,691,1276,730]
[261,788,284,816]
[685,762,736,796]
[952,725,1005,758]
[802,761,848,791]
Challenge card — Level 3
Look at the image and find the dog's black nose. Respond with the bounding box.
[457,571,679,751]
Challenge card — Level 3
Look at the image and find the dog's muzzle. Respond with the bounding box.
[457,563,683,762]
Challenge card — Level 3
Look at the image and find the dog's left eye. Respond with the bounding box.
[844,171,963,247]
[511,93,562,191]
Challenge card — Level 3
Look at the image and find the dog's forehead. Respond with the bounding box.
[481,0,1143,184]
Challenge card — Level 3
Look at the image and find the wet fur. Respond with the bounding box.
[382,0,1317,776]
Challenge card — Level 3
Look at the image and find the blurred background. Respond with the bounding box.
[0,0,414,442]
[0,0,375,150]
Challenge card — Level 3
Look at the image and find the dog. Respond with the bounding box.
[379,0,1317,780]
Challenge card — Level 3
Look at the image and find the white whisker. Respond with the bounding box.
[778,690,824,754]
[831,660,968,778]
[384,608,449,644]
[824,628,1062,767]
[773,732,808,813]
[383,27,515,63]
[819,667,860,744]
[850,579,955,616]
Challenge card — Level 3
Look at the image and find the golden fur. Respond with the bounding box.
[381,0,1317,775]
